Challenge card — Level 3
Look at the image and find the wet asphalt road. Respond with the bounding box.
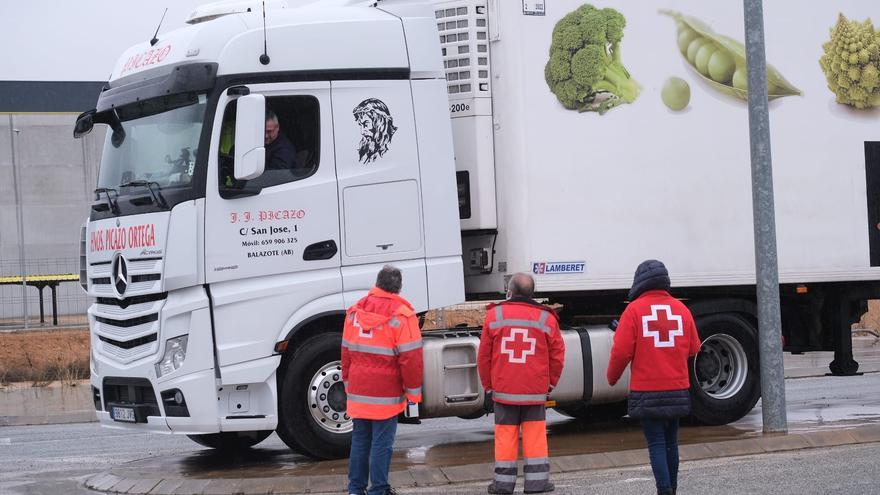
[1,373,879,494]
[396,443,880,495]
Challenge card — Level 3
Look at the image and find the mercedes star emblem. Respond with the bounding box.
[111,253,129,298]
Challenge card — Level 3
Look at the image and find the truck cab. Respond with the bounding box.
[79,0,480,457]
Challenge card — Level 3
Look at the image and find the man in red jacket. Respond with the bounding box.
[342,265,423,495]
[607,260,701,495]
[478,273,565,494]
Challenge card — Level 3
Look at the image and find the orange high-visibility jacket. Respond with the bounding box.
[341,287,423,420]
[478,298,566,405]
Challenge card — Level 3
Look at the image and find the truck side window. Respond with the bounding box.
[219,95,320,196]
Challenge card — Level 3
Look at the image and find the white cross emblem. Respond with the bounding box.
[352,314,372,338]
[500,328,536,364]
[642,304,684,348]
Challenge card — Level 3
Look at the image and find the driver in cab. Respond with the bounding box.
[264,109,296,171]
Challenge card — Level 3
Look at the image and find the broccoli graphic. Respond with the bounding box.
[544,4,640,114]
[819,13,880,109]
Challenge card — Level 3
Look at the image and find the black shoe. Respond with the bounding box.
[487,482,514,494]
[524,482,555,494]
[385,489,400,495]
[657,489,674,495]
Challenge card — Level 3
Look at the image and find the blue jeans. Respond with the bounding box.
[348,417,398,495]
[641,418,680,492]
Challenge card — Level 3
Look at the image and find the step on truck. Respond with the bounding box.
[76,0,879,458]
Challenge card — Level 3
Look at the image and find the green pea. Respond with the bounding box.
[661,77,691,111]
[686,38,709,65]
[708,50,736,83]
[695,44,719,76]
[732,69,748,90]
[677,28,699,55]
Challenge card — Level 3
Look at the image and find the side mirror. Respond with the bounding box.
[73,110,96,138]
[233,93,266,181]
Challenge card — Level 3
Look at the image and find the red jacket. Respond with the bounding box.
[607,290,701,391]
[341,288,423,420]
[478,299,566,405]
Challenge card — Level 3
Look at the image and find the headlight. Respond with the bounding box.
[155,336,188,378]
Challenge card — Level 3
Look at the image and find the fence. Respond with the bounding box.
[0,114,103,331]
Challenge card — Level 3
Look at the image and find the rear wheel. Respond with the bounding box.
[187,430,272,450]
[689,313,760,425]
[276,332,352,459]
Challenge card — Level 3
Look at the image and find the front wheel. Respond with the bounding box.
[276,333,352,459]
[187,430,272,450]
[689,313,760,425]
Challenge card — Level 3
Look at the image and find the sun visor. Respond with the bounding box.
[96,63,218,112]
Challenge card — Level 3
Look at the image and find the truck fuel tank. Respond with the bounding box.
[419,326,630,419]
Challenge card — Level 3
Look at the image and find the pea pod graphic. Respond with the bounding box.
[660,10,802,100]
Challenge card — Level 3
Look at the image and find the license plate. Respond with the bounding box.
[111,406,136,423]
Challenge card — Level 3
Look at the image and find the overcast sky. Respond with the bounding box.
[0,0,215,81]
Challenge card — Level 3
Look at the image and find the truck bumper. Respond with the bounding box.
[93,367,220,434]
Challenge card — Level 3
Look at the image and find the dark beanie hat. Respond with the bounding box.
[628,259,671,300]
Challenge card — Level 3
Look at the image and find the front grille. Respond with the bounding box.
[103,377,160,422]
[90,255,166,364]
[97,292,167,309]
[95,313,159,328]
[99,333,158,349]
[90,256,163,297]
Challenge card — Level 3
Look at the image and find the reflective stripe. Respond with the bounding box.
[396,340,423,353]
[495,305,503,322]
[341,340,396,356]
[495,460,518,468]
[347,393,406,405]
[494,392,548,403]
[524,472,549,481]
[538,311,549,326]
[405,387,422,396]
[489,319,550,334]
[388,317,401,328]
[494,474,517,483]
[524,457,549,465]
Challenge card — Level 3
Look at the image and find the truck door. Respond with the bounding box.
[204,82,341,367]
[331,80,428,310]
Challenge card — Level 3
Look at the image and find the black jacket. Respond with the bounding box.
[265,133,297,171]
[627,389,690,419]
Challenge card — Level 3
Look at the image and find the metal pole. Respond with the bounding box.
[9,117,29,330]
[742,0,787,433]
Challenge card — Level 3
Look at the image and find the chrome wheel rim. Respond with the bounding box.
[694,334,748,400]
[307,361,352,434]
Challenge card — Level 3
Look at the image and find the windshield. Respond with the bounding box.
[97,93,207,192]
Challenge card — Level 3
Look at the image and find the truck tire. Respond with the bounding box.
[276,332,351,459]
[187,430,272,450]
[689,313,760,425]
[554,402,627,422]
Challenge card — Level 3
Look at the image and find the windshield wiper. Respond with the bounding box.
[120,180,169,209]
[93,187,120,214]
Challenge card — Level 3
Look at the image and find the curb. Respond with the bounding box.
[82,423,880,495]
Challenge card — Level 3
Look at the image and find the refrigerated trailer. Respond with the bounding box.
[76,0,879,458]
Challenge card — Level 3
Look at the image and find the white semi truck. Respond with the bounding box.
[76,0,879,459]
